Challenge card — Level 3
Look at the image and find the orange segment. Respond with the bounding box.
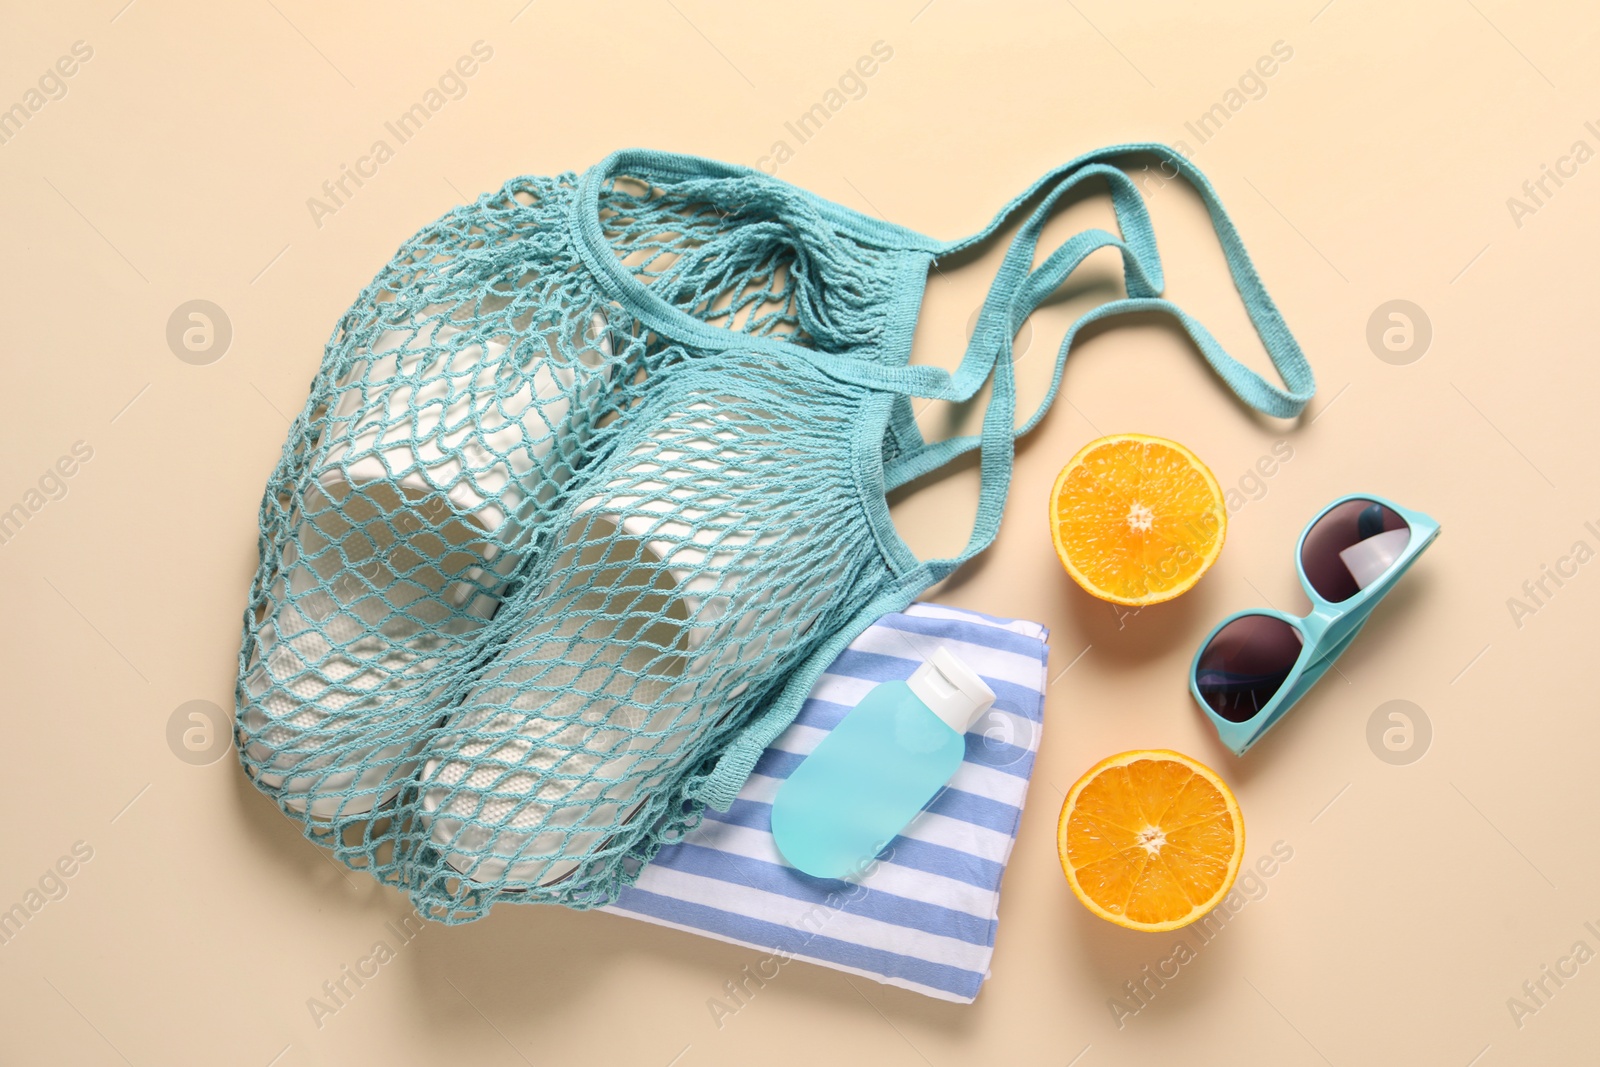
[1057,750,1244,931]
[1048,434,1226,606]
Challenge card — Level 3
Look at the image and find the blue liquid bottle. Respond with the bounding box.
[771,647,995,880]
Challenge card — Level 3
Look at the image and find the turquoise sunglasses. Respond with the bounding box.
[1190,494,1440,756]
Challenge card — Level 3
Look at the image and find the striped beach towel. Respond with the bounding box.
[604,603,1050,1003]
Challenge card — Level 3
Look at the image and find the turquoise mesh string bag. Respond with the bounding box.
[234,146,1315,921]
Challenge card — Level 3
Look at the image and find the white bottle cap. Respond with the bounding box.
[907,647,996,734]
[1338,527,1411,590]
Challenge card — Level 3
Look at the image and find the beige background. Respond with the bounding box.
[3,1,1598,1063]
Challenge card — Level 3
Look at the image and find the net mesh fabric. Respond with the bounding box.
[235,163,908,920]
[404,356,883,916]
[597,171,886,349]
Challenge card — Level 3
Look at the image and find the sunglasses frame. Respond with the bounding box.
[1189,493,1440,756]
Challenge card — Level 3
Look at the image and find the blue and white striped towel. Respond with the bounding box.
[604,603,1050,1003]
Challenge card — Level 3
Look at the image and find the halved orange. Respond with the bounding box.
[1057,750,1244,932]
[1048,433,1226,606]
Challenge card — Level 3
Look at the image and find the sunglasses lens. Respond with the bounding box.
[1195,614,1304,723]
[1300,499,1411,603]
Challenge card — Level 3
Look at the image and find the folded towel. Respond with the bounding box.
[604,603,1050,1003]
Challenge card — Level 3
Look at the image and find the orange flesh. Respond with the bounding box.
[1058,751,1244,931]
[1050,435,1226,606]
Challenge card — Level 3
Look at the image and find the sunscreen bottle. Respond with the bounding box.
[771,647,994,879]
